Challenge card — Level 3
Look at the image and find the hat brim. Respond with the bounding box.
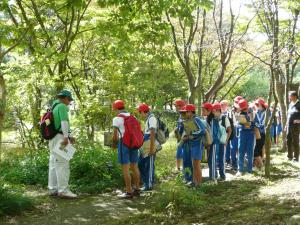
[57,94,73,101]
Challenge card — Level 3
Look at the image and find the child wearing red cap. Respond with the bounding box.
[254,99,267,169]
[112,100,141,198]
[137,103,159,191]
[237,99,256,175]
[202,102,219,182]
[179,104,206,187]
[174,99,186,171]
[213,102,232,181]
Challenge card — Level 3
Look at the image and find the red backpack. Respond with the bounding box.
[118,114,144,149]
[40,103,60,140]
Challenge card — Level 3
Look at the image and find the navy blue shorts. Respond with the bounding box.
[190,140,203,160]
[118,143,139,164]
[176,146,183,159]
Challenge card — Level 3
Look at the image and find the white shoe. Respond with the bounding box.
[236,172,243,177]
[58,190,78,199]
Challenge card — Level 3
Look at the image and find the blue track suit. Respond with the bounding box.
[176,115,184,160]
[138,114,158,189]
[138,134,156,189]
[217,143,226,179]
[238,111,256,173]
[223,111,231,164]
[229,126,239,170]
[208,118,220,181]
[254,110,266,158]
[181,116,205,182]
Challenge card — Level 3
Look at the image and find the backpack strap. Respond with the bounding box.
[221,115,226,128]
[51,102,61,111]
[146,113,156,132]
[116,113,130,139]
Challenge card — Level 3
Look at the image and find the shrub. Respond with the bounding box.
[0,144,123,194]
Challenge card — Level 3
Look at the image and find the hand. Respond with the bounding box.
[61,137,69,146]
[182,135,189,141]
[69,137,75,144]
[294,120,300,124]
[149,148,155,156]
[148,150,155,156]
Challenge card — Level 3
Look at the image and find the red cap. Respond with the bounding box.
[174,99,186,107]
[112,100,125,110]
[264,103,269,108]
[234,96,243,103]
[179,104,196,112]
[213,102,222,111]
[238,99,248,110]
[202,102,213,111]
[255,98,266,108]
[137,103,150,112]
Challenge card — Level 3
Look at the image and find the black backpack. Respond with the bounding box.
[221,114,235,140]
[147,114,169,145]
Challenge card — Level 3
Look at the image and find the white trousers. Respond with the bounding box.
[48,134,70,193]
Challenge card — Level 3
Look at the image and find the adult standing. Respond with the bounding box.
[286,91,300,162]
[48,90,77,199]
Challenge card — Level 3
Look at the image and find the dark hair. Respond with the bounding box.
[206,112,214,125]
[57,95,67,99]
[289,91,298,98]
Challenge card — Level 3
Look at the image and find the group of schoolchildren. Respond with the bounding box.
[111,96,283,198]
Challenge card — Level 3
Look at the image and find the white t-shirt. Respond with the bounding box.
[219,115,231,129]
[112,112,130,138]
[144,115,158,134]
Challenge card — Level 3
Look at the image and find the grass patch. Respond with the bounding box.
[117,149,300,225]
[0,183,34,216]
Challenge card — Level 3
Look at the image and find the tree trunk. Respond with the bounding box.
[0,71,6,161]
[188,86,197,104]
[275,81,287,151]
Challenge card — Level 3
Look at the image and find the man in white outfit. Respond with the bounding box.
[48,90,77,199]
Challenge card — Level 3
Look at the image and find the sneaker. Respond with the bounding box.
[118,192,133,199]
[236,171,243,177]
[232,167,238,172]
[217,177,226,182]
[49,190,58,197]
[140,186,153,192]
[132,189,141,197]
[185,181,194,187]
[58,191,78,199]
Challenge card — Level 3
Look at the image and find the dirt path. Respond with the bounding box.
[3,192,147,225]
[0,168,250,225]
[2,153,300,225]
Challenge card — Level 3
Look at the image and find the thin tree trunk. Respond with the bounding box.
[0,72,6,162]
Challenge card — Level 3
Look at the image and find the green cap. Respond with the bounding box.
[57,89,74,101]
